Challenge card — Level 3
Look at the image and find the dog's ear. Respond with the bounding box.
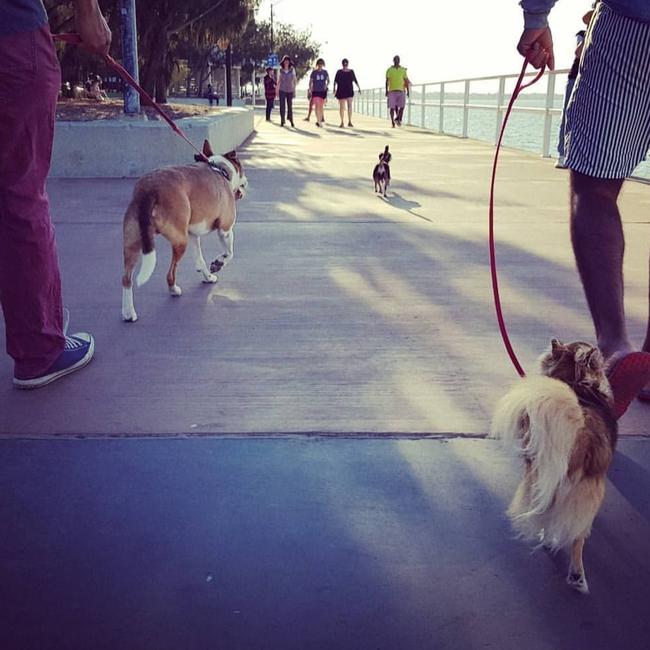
[587,347,604,371]
[194,154,204,162]
[224,150,238,160]
[550,338,564,358]
[202,140,214,158]
[578,346,603,370]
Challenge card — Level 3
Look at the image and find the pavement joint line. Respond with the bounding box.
[1,432,649,441]
[0,432,491,441]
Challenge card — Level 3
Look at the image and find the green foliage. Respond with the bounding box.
[47,0,258,102]
[233,19,320,83]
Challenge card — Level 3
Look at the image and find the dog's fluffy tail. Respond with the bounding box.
[491,376,585,540]
[135,194,157,287]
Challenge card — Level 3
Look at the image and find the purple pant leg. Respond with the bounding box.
[0,26,65,379]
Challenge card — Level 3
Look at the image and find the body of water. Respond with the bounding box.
[355,92,650,180]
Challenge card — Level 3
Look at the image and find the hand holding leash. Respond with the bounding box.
[517,27,555,70]
[73,0,111,56]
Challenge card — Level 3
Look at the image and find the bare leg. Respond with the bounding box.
[339,100,344,127]
[347,98,354,126]
[167,242,186,296]
[643,255,650,353]
[566,537,589,594]
[570,171,631,360]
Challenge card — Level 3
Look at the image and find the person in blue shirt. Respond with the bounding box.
[308,58,330,128]
[517,0,650,417]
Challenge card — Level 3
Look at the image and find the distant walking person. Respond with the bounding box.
[334,58,361,127]
[385,55,410,128]
[263,66,277,121]
[308,58,329,128]
[556,15,591,168]
[277,55,296,127]
[304,92,315,122]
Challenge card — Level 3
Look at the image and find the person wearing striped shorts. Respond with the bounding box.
[517,0,650,417]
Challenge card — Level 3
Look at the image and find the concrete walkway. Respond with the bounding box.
[0,108,648,436]
[1,109,649,650]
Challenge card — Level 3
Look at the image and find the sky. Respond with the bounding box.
[258,0,590,89]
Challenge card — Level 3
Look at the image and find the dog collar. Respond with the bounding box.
[208,162,231,181]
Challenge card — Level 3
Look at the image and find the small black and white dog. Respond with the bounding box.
[373,145,392,197]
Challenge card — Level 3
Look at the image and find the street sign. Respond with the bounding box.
[267,53,279,68]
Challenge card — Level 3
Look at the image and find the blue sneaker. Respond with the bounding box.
[13,332,95,389]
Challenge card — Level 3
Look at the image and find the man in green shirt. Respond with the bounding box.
[385,55,410,127]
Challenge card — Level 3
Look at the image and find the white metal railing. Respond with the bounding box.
[355,68,569,158]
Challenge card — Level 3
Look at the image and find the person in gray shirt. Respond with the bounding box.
[276,55,297,127]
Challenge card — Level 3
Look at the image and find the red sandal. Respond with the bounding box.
[607,352,650,418]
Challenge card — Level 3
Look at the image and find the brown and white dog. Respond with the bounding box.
[121,140,247,322]
[491,339,617,594]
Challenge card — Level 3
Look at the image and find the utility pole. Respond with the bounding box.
[225,44,233,106]
[120,0,140,114]
[270,3,274,53]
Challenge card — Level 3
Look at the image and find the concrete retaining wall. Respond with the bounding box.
[51,107,254,178]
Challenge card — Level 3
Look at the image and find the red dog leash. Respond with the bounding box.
[53,32,209,162]
[489,58,546,377]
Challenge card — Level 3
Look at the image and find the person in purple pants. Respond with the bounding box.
[0,0,111,389]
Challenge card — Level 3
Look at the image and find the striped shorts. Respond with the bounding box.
[565,2,650,178]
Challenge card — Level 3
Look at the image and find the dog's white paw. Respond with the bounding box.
[122,309,138,322]
[169,285,182,296]
[567,572,589,594]
[202,273,218,284]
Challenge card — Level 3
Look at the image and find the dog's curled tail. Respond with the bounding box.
[491,375,585,518]
[136,194,157,287]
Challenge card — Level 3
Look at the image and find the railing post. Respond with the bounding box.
[407,87,412,125]
[462,79,470,138]
[421,84,426,128]
[372,88,376,117]
[439,82,445,133]
[542,70,555,157]
[495,76,506,144]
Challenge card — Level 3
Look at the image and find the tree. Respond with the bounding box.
[135,0,257,103]
[47,0,257,103]
[231,19,320,85]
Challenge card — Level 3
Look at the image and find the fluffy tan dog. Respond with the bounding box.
[491,339,618,594]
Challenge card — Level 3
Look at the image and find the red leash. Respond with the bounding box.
[53,33,209,162]
[489,58,546,377]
